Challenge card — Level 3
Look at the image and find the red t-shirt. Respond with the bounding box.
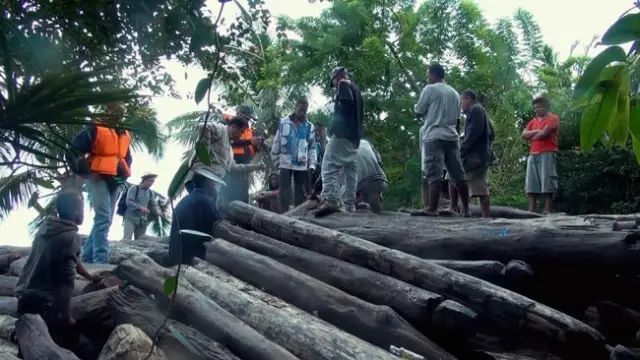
[526,113,559,154]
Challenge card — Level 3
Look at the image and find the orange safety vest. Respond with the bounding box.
[89,126,132,177]
[231,128,256,163]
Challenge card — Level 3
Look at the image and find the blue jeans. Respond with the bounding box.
[82,176,121,263]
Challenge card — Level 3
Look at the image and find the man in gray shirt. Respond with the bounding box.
[122,173,159,240]
[415,63,469,216]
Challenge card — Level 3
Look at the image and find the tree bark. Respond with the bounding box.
[70,286,118,323]
[226,201,608,359]
[0,297,17,317]
[0,254,23,274]
[203,239,455,360]
[15,313,81,360]
[0,338,18,359]
[186,259,407,360]
[107,285,240,360]
[213,220,443,330]
[0,315,15,340]
[429,260,505,282]
[115,254,299,360]
[0,276,17,297]
[97,324,167,360]
[290,208,640,277]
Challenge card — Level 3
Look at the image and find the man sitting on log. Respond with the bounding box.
[169,172,224,265]
[14,191,101,358]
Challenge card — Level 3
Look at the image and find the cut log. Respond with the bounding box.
[213,221,443,329]
[107,285,240,360]
[430,300,478,339]
[0,338,18,359]
[97,324,166,360]
[0,276,17,297]
[70,286,118,322]
[204,239,454,359]
[226,201,608,359]
[610,345,640,360]
[0,297,17,317]
[430,260,505,282]
[187,259,407,360]
[290,209,640,277]
[0,254,22,274]
[0,315,16,340]
[7,258,25,278]
[15,313,80,360]
[585,301,640,346]
[115,254,299,360]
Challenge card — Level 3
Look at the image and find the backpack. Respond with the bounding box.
[116,185,138,217]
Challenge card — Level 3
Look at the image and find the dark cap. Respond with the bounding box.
[236,105,256,121]
[141,173,158,180]
[330,66,347,87]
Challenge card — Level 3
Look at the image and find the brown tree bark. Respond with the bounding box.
[213,220,443,330]
[107,285,240,360]
[15,314,81,360]
[203,239,455,360]
[187,259,409,360]
[115,254,299,360]
[226,201,608,359]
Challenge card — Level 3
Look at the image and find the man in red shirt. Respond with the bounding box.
[521,96,559,214]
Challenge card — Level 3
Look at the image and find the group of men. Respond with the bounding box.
[12,62,559,358]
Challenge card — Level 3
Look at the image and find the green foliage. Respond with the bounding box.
[573,46,626,101]
[195,142,212,166]
[580,81,620,150]
[167,158,191,200]
[195,77,213,105]
[163,276,178,297]
[602,13,640,44]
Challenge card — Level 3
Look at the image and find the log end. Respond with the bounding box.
[431,300,478,339]
[98,324,167,360]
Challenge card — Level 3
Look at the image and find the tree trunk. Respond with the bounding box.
[0,254,23,274]
[584,301,640,346]
[429,260,506,283]
[0,276,17,297]
[115,254,299,360]
[213,220,443,330]
[290,209,640,277]
[97,324,166,360]
[186,259,408,360]
[107,285,240,360]
[203,239,455,360]
[15,314,81,360]
[226,201,608,359]
[0,297,17,317]
[70,286,118,324]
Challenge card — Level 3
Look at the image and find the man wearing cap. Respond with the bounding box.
[315,66,364,217]
[122,173,159,240]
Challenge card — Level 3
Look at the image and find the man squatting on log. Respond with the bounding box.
[12,191,102,358]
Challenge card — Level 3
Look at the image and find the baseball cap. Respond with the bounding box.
[236,105,256,121]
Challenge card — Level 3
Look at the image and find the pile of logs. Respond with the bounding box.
[1,201,640,360]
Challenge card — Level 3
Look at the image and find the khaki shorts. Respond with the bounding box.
[525,152,557,194]
[467,168,489,197]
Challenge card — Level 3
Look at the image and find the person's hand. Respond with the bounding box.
[89,273,103,283]
[140,207,150,215]
[255,192,265,201]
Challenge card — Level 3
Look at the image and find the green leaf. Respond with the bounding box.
[609,93,630,146]
[167,158,190,200]
[33,178,55,190]
[163,276,177,296]
[632,137,640,164]
[573,46,626,101]
[195,141,211,166]
[27,191,39,208]
[602,13,640,45]
[194,77,212,105]
[580,81,620,151]
[629,104,640,139]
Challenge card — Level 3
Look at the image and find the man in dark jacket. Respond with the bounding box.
[15,191,100,356]
[169,171,223,265]
[315,66,364,217]
[460,90,492,217]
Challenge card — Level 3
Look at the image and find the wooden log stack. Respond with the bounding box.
[1,202,639,360]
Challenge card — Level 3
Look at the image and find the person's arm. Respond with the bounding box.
[124,148,132,168]
[57,241,79,324]
[271,122,282,167]
[414,86,430,117]
[521,121,539,140]
[229,162,264,174]
[76,261,100,282]
[307,124,317,170]
[532,116,559,140]
[72,126,96,154]
[461,108,483,151]
[126,186,142,211]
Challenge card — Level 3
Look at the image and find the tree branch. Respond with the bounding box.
[384,40,420,94]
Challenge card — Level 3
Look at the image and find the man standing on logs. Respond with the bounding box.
[315,67,364,217]
[415,63,469,216]
[521,96,559,214]
[169,172,224,265]
[184,116,263,208]
[14,191,101,358]
[73,101,132,263]
[271,98,317,212]
[460,90,492,218]
[121,173,159,240]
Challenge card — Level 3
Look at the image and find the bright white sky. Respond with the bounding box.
[0,0,631,246]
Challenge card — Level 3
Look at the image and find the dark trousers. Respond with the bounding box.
[279,168,308,212]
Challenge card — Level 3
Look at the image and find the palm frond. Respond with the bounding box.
[166,111,207,147]
[0,171,37,221]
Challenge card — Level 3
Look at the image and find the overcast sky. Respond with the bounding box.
[0,0,632,246]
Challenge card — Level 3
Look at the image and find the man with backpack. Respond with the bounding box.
[119,173,159,240]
